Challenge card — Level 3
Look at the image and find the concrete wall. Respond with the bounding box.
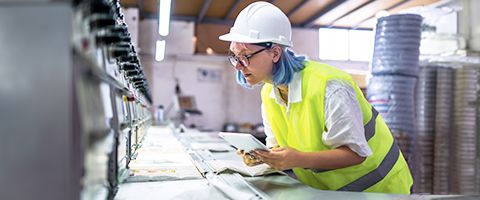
[291,28,320,60]
[141,54,263,131]
[138,20,262,131]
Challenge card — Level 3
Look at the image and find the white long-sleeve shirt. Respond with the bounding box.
[261,72,372,157]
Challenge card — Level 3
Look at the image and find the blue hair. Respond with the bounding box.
[236,48,307,88]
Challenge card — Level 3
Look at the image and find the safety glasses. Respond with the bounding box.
[227,42,272,68]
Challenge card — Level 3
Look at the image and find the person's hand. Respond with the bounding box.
[236,149,264,166]
[252,147,302,170]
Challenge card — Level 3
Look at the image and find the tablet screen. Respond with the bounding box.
[218,132,269,152]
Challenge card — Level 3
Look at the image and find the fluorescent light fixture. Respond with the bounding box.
[158,0,172,36]
[155,40,166,61]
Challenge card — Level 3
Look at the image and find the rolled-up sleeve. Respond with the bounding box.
[322,80,372,157]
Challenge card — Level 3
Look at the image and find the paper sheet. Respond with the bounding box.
[205,159,284,177]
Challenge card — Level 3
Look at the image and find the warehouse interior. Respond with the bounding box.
[1,0,480,199]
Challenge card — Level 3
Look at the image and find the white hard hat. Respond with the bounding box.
[219,1,293,47]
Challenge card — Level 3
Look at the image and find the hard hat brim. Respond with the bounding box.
[219,32,293,47]
[219,32,270,44]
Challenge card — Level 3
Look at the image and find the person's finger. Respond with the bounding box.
[251,151,263,159]
[253,150,268,156]
[271,147,285,152]
[259,157,270,164]
[255,148,269,152]
[253,153,271,161]
[254,150,279,160]
[257,154,275,163]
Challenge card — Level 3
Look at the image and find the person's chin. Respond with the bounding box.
[245,77,259,85]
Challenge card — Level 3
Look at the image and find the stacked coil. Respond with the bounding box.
[368,14,423,161]
[413,66,437,193]
[432,67,454,194]
[451,66,479,194]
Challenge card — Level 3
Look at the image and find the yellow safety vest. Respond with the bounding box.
[261,61,413,194]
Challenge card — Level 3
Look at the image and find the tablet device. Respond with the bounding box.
[218,132,269,153]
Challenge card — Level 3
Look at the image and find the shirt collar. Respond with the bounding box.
[269,71,302,104]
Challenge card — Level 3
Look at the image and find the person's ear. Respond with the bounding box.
[272,46,282,63]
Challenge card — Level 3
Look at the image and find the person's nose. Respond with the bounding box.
[233,61,245,70]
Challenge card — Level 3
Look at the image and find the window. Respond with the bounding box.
[349,29,374,61]
[319,28,374,62]
[319,28,349,60]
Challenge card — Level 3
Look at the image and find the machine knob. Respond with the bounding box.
[109,47,130,59]
[121,63,139,71]
[89,15,116,30]
[95,32,121,45]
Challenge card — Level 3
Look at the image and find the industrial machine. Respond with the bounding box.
[0,1,152,200]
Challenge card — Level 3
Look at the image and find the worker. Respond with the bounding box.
[219,1,413,194]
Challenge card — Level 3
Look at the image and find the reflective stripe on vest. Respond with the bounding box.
[310,107,401,191]
[364,107,378,141]
[311,107,379,173]
[337,142,400,191]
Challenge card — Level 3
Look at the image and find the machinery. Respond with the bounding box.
[0,1,152,200]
